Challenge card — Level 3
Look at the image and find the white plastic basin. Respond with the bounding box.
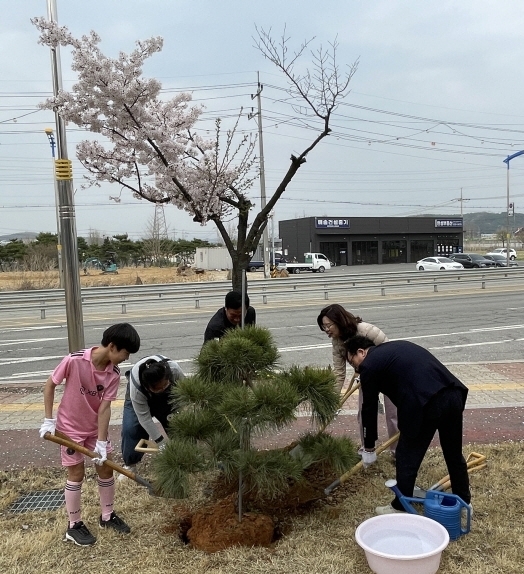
[355,513,450,574]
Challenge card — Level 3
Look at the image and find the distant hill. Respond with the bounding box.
[420,212,524,235]
[462,212,524,234]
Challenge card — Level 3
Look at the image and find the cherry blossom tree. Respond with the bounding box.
[32,19,358,290]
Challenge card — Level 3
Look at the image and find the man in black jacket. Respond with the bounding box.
[203,291,256,343]
[344,336,471,514]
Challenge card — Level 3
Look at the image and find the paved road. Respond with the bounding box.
[2,282,524,382]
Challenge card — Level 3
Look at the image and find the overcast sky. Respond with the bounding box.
[2,1,524,242]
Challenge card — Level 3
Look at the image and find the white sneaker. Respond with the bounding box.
[117,464,136,481]
[375,503,404,515]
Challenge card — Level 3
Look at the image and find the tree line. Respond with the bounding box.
[0,233,216,272]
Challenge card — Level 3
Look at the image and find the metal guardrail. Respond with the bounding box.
[1,267,524,318]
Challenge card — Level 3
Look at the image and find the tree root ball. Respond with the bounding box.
[186,495,275,552]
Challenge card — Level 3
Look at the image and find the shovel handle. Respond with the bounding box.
[339,374,360,407]
[324,431,400,495]
[135,438,159,453]
[430,452,487,490]
[45,430,153,490]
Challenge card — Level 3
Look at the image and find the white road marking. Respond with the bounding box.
[91,320,198,330]
[2,322,524,381]
[0,325,65,333]
[429,337,524,350]
[0,355,63,366]
[0,337,64,347]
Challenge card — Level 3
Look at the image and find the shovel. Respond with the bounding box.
[44,430,156,494]
[411,451,487,498]
[324,431,401,495]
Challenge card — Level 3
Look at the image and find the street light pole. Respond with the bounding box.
[46,0,84,351]
[503,150,524,268]
[44,128,64,288]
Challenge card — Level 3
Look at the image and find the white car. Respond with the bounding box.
[416,257,464,271]
[486,248,517,260]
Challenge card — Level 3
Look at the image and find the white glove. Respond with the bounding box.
[361,450,377,468]
[93,440,108,465]
[39,418,56,438]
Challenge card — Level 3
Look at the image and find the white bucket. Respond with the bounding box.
[355,513,450,574]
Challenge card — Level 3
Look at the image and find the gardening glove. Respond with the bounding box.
[39,417,56,438]
[361,450,377,468]
[155,436,167,452]
[93,440,108,465]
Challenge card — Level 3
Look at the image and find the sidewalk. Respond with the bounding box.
[1,361,523,471]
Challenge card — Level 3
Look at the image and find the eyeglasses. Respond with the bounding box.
[150,379,171,394]
[322,321,335,331]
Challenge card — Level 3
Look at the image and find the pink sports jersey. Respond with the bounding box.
[52,347,121,438]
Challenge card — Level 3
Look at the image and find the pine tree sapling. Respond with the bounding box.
[154,325,356,502]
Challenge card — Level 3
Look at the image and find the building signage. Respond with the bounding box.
[435,219,463,228]
[315,218,350,228]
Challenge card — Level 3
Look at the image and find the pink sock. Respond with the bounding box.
[97,476,115,521]
[65,480,82,528]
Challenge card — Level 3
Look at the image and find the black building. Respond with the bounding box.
[278,216,463,266]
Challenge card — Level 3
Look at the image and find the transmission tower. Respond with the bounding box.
[153,203,169,240]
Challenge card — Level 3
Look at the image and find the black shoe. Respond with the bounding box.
[99,511,131,534]
[65,521,97,546]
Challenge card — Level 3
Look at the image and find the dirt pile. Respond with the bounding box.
[175,460,350,552]
[185,495,275,553]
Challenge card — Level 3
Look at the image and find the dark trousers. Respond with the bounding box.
[121,384,172,466]
[391,387,471,510]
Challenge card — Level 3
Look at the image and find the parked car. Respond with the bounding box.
[448,253,497,268]
[485,248,517,260]
[415,257,464,271]
[483,254,519,267]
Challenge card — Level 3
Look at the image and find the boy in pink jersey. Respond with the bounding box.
[39,323,140,546]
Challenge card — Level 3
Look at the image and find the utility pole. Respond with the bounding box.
[458,188,470,250]
[46,0,85,351]
[249,73,270,278]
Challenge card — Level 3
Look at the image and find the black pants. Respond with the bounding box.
[121,382,173,466]
[391,387,471,510]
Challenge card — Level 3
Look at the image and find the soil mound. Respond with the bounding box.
[186,495,275,552]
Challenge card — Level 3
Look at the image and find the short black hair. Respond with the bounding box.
[101,323,140,354]
[225,290,249,310]
[343,335,375,355]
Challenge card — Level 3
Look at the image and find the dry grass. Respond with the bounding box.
[1,441,523,573]
[0,266,272,291]
[0,266,251,291]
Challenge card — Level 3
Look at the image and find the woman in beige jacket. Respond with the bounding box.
[317,304,398,455]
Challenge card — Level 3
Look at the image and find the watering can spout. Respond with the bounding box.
[384,479,419,514]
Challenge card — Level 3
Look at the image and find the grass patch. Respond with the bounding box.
[1,442,523,573]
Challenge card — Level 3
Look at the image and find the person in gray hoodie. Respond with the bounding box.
[120,355,184,471]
